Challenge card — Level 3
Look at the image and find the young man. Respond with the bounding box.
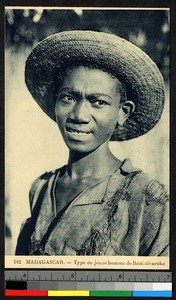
[16,31,169,256]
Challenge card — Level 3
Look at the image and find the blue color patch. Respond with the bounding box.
[133,290,172,297]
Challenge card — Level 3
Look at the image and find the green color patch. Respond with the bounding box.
[90,290,132,297]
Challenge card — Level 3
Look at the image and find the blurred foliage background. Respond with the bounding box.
[6,9,169,78]
[5,9,169,254]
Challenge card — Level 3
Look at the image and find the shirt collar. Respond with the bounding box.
[119,158,141,175]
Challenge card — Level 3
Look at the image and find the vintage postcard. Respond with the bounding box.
[5,7,170,269]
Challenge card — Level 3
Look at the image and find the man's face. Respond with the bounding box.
[55,66,121,153]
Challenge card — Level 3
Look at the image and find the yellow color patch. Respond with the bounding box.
[48,290,90,296]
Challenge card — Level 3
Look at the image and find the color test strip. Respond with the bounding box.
[48,290,89,296]
[5,289,172,297]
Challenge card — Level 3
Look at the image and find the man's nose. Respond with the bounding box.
[69,100,91,123]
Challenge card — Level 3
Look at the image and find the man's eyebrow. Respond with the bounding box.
[58,88,112,99]
[58,87,73,93]
[87,93,112,99]
[58,88,82,99]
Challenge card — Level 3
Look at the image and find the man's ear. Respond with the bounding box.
[117,101,135,126]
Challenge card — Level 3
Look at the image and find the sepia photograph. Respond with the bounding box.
[5,7,169,267]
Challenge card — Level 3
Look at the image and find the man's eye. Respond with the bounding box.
[91,100,108,107]
[60,95,76,103]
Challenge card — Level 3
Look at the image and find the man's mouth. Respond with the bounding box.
[66,127,92,135]
[67,129,91,135]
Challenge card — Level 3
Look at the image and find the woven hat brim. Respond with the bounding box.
[25,30,165,141]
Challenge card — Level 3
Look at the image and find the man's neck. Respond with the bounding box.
[66,143,121,180]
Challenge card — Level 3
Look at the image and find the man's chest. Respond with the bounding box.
[54,177,100,214]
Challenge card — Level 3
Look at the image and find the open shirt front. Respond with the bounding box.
[16,159,169,256]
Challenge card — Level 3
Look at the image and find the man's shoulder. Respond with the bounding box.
[30,168,59,191]
[127,170,168,206]
[29,166,64,210]
[37,167,62,180]
[32,164,66,184]
[115,159,169,205]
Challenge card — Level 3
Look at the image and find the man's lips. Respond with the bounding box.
[66,126,92,135]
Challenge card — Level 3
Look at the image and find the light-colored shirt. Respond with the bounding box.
[16,159,169,256]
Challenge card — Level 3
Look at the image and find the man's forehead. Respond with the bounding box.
[59,65,122,89]
[58,66,122,94]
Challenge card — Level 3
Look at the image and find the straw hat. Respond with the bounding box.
[25,30,165,141]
